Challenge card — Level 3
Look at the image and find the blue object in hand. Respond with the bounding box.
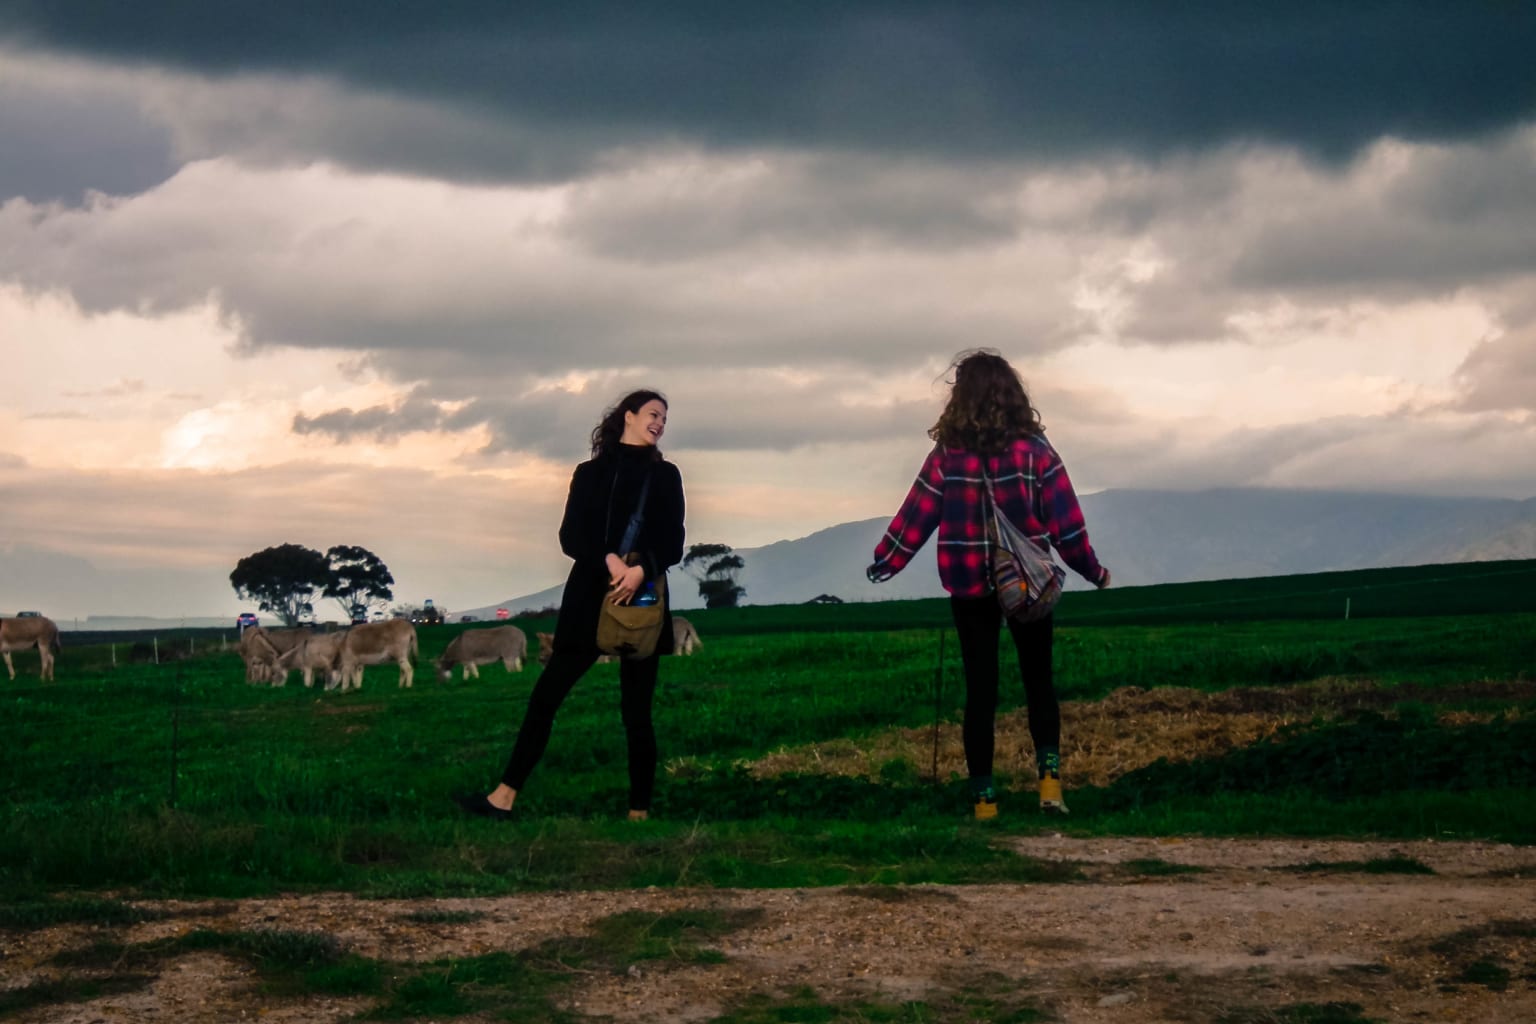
[634,582,658,606]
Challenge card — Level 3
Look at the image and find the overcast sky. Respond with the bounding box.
[4,2,1536,621]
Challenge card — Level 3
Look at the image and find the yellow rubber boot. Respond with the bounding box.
[973,783,999,821]
[1039,775,1069,815]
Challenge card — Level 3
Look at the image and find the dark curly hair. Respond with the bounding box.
[928,349,1043,453]
[591,389,668,459]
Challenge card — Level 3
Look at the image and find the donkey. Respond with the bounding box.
[437,625,528,681]
[1,615,61,681]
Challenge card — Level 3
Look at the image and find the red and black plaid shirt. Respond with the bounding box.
[869,437,1107,598]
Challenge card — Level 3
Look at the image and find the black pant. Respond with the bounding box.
[949,595,1057,782]
[500,649,659,811]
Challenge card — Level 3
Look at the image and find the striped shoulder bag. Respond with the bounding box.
[981,461,1065,623]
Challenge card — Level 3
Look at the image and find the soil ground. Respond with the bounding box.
[6,836,1536,1023]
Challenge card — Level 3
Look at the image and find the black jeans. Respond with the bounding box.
[500,649,660,811]
[949,595,1057,782]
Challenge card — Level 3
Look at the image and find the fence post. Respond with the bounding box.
[1345,598,1351,620]
[169,664,181,808]
[931,628,946,784]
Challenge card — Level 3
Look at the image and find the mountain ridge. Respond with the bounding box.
[10,487,1532,627]
[459,487,1536,617]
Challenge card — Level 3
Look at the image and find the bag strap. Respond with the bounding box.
[978,459,1000,559]
[616,469,653,556]
[980,454,1045,559]
[982,451,1045,540]
[978,459,999,506]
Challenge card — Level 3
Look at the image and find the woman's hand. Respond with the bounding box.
[607,559,646,604]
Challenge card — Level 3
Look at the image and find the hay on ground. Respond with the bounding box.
[744,680,1531,792]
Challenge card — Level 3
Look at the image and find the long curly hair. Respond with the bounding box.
[591,389,668,459]
[928,349,1043,453]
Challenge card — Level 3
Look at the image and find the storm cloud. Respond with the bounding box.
[6,2,1536,180]
[0,61,176,202]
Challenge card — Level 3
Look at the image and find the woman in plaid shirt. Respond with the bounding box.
[867,350,1111,819]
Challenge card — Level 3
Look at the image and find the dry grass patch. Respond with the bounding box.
[746,680,1534,790]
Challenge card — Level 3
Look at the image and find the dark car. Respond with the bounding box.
[410,598,444,626]
[236,612,259,629]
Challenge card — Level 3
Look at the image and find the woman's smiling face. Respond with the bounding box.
[622,399,668,446]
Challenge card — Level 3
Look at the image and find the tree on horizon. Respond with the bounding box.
[323,545,395,621]
[682,542,746,609]
[229,544,331,627]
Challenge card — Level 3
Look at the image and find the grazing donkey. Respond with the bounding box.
[1,615,61,681]
[238,626,308,685]
[275,628,350,689]
[672,616,702,655]
[337,619,418,691]
[436,625,528,681]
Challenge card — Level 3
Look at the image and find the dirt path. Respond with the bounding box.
[6,838,1536,1023]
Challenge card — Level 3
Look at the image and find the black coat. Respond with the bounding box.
[552,444,686,656]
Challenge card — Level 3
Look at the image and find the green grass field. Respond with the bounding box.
[3,559,1534,900]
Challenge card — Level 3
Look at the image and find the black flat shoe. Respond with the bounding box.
[455,793,515,821]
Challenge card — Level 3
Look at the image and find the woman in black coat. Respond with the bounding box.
[458,389,685,821]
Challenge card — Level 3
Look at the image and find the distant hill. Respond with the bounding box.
[68,615,239,632]
[460,487,1536,617]
[0,543,242,629]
